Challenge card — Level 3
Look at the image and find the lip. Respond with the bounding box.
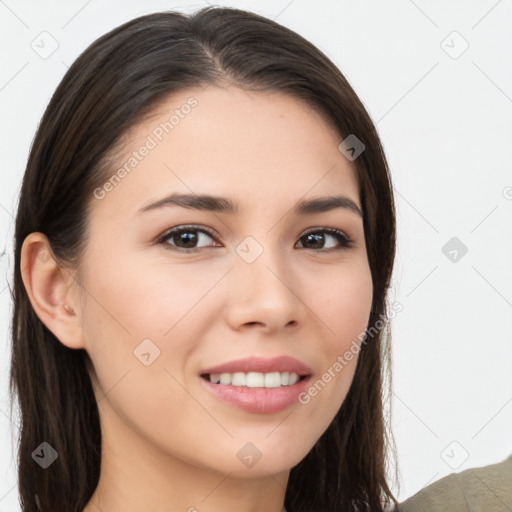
[200,355,313,376]
[199,374,312,414]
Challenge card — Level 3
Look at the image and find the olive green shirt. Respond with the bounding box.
[399,454,512,511]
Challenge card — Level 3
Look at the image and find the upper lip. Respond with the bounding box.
[200,356,313,376]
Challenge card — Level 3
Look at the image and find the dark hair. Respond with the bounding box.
[9,6,398,511]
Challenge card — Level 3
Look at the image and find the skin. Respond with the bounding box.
[21,85,373,512]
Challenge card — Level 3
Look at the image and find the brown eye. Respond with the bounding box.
[158,225,219,252]
[296,228,353,252]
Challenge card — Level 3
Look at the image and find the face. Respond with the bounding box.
[74,85,373,477]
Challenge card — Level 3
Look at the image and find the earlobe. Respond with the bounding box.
[20,232,85,350]
[63,303,76,314]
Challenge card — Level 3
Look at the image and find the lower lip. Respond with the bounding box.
[199,375,312,414]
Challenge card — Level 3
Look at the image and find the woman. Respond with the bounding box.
[10,6,398,511]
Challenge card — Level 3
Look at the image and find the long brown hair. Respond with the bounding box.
[9,6,398,511]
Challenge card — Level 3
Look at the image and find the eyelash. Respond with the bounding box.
[156,224,354,253]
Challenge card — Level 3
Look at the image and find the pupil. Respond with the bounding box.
[179,232,197,247]
[306,233,323,249]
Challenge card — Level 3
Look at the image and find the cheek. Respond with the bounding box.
[79,258,202,443]
[317,262,373,350]
[79,253,223,401]
[84,251,219,341]
[296,262,372,423]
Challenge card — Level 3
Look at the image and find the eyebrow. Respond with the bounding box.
[136,193,363,218]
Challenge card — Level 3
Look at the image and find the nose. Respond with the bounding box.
[224,244,305,334]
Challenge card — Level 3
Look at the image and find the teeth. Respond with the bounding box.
[207,371,301,387]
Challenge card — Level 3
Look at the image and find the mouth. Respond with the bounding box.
[198,371,313,414]
[199,354,313,386]
[200,372,311,388]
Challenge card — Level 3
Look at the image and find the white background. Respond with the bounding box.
[1,0,511,509]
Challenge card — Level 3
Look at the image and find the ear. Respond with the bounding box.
[20,232,86,350]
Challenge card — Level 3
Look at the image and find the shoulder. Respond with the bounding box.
[398,454,512,512]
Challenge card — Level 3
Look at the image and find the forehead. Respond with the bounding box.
[91,85,361,218]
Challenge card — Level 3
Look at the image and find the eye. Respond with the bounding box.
[157,225,354,253]
[157,225,219,252]
[296,227,354,252]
